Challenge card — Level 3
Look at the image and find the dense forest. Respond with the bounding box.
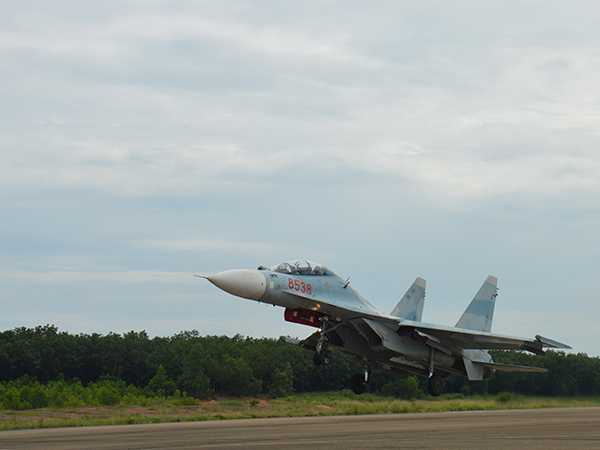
[1,325,599,403]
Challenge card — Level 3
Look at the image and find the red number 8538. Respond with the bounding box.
[288,278,312,295]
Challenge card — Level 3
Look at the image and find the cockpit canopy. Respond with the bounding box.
[267,260,331,276]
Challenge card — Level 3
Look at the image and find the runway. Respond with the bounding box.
[1,407,599,450]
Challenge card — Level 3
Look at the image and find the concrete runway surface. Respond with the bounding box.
[1,407,599,450]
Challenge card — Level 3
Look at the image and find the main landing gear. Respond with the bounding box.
[351,366,370,395]
[427,347,445,396]
[427,374,444,397]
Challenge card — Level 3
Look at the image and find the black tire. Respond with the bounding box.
[313,352,330,366]
[313,352,322,366]
[427,374,444,397]
[351,373,367,395]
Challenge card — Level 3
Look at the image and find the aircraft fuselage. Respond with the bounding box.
[200,260,569,395]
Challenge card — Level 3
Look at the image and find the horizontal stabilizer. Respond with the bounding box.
[520,335,573,355]
[536,335,572,349]
[391,277,426,321]
[455,275,498,333]
[474,361,548,373]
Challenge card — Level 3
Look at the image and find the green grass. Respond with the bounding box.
[2,393,600,431]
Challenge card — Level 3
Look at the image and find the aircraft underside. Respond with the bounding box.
[284,314,486,396]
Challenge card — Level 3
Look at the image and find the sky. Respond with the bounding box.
[1,1,599,356]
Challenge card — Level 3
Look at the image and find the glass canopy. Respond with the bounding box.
[267,260,331,276]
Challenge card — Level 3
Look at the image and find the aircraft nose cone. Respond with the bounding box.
[207,270,266,300]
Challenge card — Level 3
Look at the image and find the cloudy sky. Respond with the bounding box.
[1,1,598,356]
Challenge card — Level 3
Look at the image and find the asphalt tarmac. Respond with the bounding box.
[1,407,599,450]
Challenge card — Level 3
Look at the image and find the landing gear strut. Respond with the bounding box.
[351,366,370,395]
[427,346,445,396]
[313,317,332,366]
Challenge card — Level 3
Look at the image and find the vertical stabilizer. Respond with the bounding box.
[455,275,498,333]
[390,277,426,321]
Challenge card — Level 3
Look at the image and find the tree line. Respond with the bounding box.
[1,325,598,399]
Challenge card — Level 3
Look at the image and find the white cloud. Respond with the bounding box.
[1,270,195,284]
[137,237,302,257]
[2,1,600,355]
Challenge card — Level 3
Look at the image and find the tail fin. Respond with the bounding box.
[390,277,426,321]
[455,275,498,332]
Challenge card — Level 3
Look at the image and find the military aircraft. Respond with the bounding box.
[197,260,571,396]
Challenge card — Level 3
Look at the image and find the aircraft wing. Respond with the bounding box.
[403,320,571,355]
[474,361,548,373]
[282,291,571,356]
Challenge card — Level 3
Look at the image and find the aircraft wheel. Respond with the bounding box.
[313,352,321,365]
[351,373,367,395]
[313,352,330,366]
[427,374,445,397]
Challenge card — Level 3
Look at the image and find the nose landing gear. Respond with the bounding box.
[313,351,330,366]
[313,316,336,366]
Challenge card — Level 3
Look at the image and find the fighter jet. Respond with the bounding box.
[198,260,571,396]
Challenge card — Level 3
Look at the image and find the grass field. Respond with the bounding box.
[2,391,600,430]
